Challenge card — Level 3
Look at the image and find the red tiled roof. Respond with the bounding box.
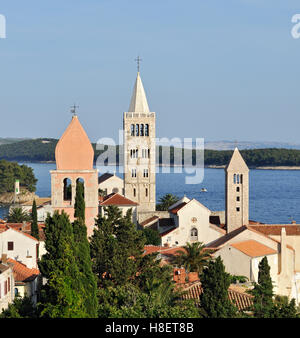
[169,202,187,215]
[7,258,39,283]
[248,225,300,236]
[100,193,138,206]
[0,225,39,242]
[181,282,253,311]
[230,240,277,258]
[206,225,248,249]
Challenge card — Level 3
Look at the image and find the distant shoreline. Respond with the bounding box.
[13,161,300,170]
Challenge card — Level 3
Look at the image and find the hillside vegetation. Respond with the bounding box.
[1,138,300,167]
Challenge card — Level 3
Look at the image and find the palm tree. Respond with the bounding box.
[7,207,31,223]
[156,193,179,211]
[171,242,214,274]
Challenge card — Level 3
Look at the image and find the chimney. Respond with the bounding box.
[22,221,27,231]
[1,253,8,264]
[280,227,287,276]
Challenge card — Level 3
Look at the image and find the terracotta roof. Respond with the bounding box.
[230,240,277,258]
[140,216,159,227]
[169,202,187,215]
[100,193,138,206]
[0,223,45,241]
[181,282,253,311]
[143,245,164,255]
[0,225,39,242]
[0,263,10,273]
[248,225,300,236]
[7,258,39,283]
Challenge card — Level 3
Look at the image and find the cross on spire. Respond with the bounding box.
[135,56,142,72]
[70,104,79,116]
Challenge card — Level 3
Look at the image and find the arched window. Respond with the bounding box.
[145,124,149,136]
[191,228,198,241]
[140,124,144,136]
[133,188,136,197]
[145,188,148,197]
[240,174,243,184]
[237,174,240,184]
[136,124,139,136]
[233,174,236,184]
[63,178,72,201]
[131,124,135,136]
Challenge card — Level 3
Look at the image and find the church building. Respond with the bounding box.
[50,114,99,237]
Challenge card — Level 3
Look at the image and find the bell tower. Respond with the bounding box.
[225,147,249,233]
[50,113,98,236]
[123,70,156,214]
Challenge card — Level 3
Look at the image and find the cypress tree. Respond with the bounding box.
[74,181,85,222]
[250,256,274,317]
[31,199,39,240]
[200,256,237,318]
[72,181,98,317]
[38,211,87,317]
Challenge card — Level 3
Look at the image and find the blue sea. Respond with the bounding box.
[1,162,300,224]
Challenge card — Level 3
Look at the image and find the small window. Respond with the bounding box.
[14,288,18,296]
[236,187,240,192]
[145,124,149,136]
[8,277,10,292]
[233,174,236,184]
[140,124,144,136]
[237,174,240,184]
[240,174,243,184]
[236,207,240,212]
[133,188,136,197]
[145,188,148,197]
[7,242,14,251]
[236,196,240,201]
[130,124,135,136]
[143,169,149,178]
[131,169,137,178]
[136,124,139,136]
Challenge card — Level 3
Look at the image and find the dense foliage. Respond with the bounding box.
[200,256,238,318]
[0,160,37,193]
[90,206,201,318]
[3,138,300,167]
[250,256,300,318]
[142,227,161,245]
[7,207,31,223]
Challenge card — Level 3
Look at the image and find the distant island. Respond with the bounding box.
[2,138,300,168]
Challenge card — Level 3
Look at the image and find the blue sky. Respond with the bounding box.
[0,0,300,143]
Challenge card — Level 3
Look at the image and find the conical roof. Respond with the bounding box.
[225,147,249,172]
[128,72,150,113]
[55,116,94,170]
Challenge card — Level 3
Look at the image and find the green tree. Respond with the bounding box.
[7,207,31,223]
[171,242,213,274]
[90,206,145,287]
[156,193,179,211]
[269,296,300,318]
[74,181,85,222]
[250,256,274,318]
[142,227,161,245]
[31,199,39,240]
[72,181,98,318]
[0,295,37,318]
[200,256,237,318]
[38,211,87,318]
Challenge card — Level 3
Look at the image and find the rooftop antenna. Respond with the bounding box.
[135,55,142,72]
[70,103,79,116]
